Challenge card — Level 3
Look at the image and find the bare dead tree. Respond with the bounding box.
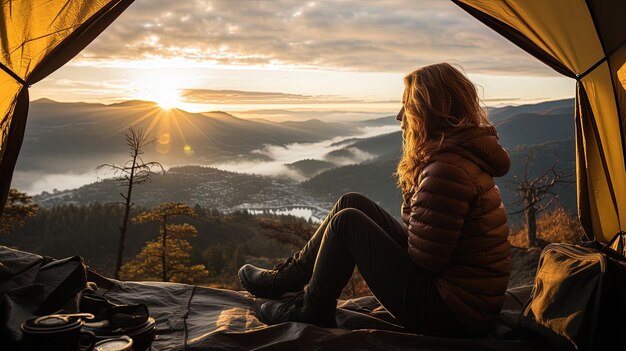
[507,149,575,247]
[96,128,164,279]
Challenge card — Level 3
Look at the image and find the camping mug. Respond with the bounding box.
[94,336,134,351]
[21,314,97,351]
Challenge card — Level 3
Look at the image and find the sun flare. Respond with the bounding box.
[133,73,186,110]
[147,86,183,110]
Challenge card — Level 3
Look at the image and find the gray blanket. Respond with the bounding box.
[92,274,550,351]
[0,246,552,350]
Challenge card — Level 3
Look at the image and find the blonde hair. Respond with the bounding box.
[396,63,491,192]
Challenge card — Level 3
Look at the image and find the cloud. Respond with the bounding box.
[53,78,133,90]
[32,78,138,102]
[12,170,98,195]
[181,88,372,104]
[235,109,385,122]
[210,124,398,180]
[80,0,557,76]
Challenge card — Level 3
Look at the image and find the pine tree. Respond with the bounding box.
[0,189,39,235]
[120,202,208,284]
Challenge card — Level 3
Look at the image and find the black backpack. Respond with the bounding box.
[0,247,88,348]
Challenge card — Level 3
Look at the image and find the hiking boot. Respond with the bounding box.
[254,291,337,328]
[238,257,307,299]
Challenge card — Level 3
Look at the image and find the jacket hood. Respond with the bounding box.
[436,125,510,177]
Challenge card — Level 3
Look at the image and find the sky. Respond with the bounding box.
[30,0,575,118]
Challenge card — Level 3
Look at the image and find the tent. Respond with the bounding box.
[1,1,624,350]
[0,0,134,213]
[451,0,626,244]
[2,0,624,244]
[1,0,624,243]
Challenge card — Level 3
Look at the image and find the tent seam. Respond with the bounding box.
[583,0,624,231]
[581,84,622,232]
[183,284,196,351]
[577,39,626,80]
[0,61,27,86]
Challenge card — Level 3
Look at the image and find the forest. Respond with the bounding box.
[3,202,289,283]
[1,187,584,298]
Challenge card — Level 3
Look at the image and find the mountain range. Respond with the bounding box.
[15,99,393,192]
[21,98,576,225]
[17,99,371,174]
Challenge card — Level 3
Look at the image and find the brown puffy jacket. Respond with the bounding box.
[401,125,511,334]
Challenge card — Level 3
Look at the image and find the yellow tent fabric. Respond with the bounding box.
[0,0,134,212]
[453,0,626,243]
[2,0,624,244]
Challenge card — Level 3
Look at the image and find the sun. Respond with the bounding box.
[131,70,196,111]
[146,86,183,110]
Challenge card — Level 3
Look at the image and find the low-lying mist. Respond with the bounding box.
[16,125,399,194]
[209,125,399,181]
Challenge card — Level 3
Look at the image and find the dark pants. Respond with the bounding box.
[292,192,467,337]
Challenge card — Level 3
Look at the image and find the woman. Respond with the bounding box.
[238,63,511,337]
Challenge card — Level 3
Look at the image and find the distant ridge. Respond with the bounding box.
[354,115,397,127]
[31,98,58,104]
[285,159,336,178]
[107,100,158,107]
[488,98,573,122]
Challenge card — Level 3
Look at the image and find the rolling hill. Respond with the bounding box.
[488,98,573,123]
[303,100,577,224]
[17,99,361,173]
[285,159,336,178]
[13,99,364,191]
